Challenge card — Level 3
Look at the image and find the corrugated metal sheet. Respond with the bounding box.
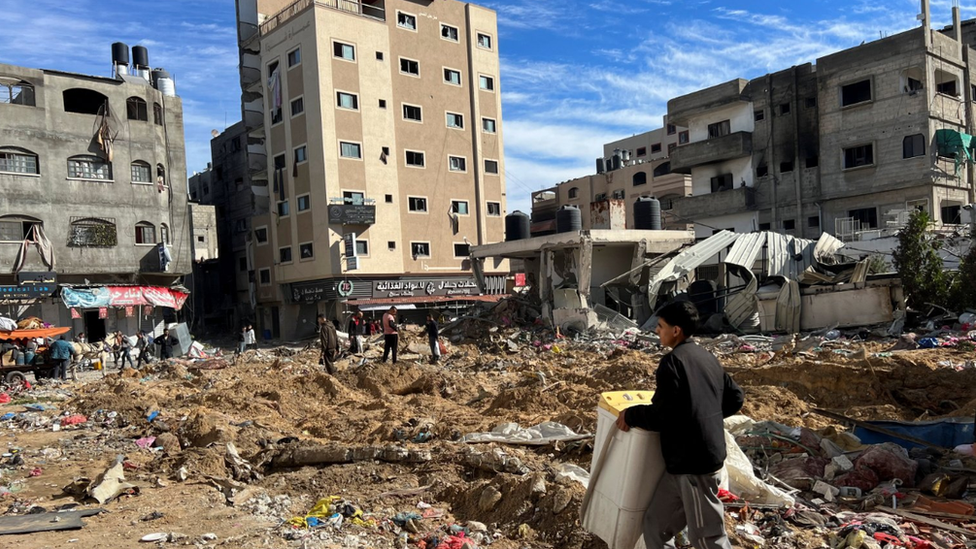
[766,233,818,280]
[813,233,847,265]
[726,276,758,328]
[774,280,801,333]
[725,232,766,269]
[646,230,740,309]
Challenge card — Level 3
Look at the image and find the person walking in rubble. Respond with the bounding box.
[381,306,399,364]
[424,313,440,364]
[616,301,744,549]
[318,313,339,374]
[48,335,75,381]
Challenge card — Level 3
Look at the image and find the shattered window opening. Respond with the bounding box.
[0,78,35,106]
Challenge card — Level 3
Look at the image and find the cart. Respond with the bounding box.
[0,327,71,384]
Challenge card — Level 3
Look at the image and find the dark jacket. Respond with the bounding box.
[624,340,744,475]
[425,320,439,339]
[155,335,178,356]
[319,322,339,353]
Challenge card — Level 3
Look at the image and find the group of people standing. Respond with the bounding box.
[315,306,443,373]
[236,324,257,355]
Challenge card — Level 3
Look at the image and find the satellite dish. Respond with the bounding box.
[211,129,219,138]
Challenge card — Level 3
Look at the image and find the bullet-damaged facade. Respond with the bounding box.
[0,53,191,341]
[235,0,508,339]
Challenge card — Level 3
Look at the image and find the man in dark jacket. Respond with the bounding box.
[154,328,179,360]
[318,314,339,374]
[424,313,440,364]
[616,301,743,549]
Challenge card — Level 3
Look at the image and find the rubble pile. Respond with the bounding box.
[1,301,976,547]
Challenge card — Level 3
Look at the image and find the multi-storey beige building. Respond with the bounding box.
[530,125,692,235]
[235,0,507,339]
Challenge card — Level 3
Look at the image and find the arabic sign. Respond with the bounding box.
[343,233,357,258]
[0,284,56,301]
[372,278,479,298]
[60,286,189,310]
[18,272,56,285]
[328,205,376,225]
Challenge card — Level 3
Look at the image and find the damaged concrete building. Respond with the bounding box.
[667,1,976,241]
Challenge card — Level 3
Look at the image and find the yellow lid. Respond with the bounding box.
[599,390,655,417]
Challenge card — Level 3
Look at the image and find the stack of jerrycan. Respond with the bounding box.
[581,391,666,549]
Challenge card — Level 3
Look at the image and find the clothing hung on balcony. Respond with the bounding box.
[935,129,974,175]
[12,224,55,273]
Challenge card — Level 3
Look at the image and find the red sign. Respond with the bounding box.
[70,308,80,319]
[514,273,526,287]
[98,307,108,319]
[125,306,134,317]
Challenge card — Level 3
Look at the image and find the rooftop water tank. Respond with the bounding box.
[505,211,531,242]
[152,68,176,96]
[556,205,582,233]
[634,196,662,230]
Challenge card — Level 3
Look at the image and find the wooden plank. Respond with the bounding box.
[811,409,946,452]
[905,508,976,522]
[877,507,975,537]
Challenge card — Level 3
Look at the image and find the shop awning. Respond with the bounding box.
[60,286,188,310]
[0,327,70,341]
[347,295,505,310]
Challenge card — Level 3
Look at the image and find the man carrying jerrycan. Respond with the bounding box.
[615,301,744,549]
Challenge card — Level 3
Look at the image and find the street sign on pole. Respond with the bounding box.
[343,233,357,258]
[346,257,359,271]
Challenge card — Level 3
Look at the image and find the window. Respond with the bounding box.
[650,143,662,153]
[806,155,819,168]
[355,240,369,256]
[343,191,365,205]
[403,104,422,121]
[942,204,963,224]
[294,145,307,164]
[454,243,471,257]
[441,24,459,41]
[477,33,492,49]
[239,257,248,272]
[636,147,647,157]
[297,194,310,212]
[135,222,156,245]
[841,79,872,107]
[397,11,416,30]
[936,69,959,97]
[479,75,494,91]
[271,106,282,125]
[780,161,793,172]
[446,112,464,129]
[385,194,393,203]
[758,223,771,231]
[130,161,151,183]
[848,207,878,229]
[843,144,874,169]
[487,202,501,216]
[291,97,304,116]
[779,103,791,116]
[63,88,107,115]
[288,48,301,67]
[300,242,314,259]
[756,164,769,177]
[153,102,162,125]
[388,241,396,250]
[678,131,689,144]
[653,162,670,177]
[782,219,795,231]
[808,216,820,228]
[126,97,148,121]
[754,109,765,122]
[333,42,355,61]
[0,148,38,174]
[405,150,425,167]
[0,79,35,106]
[277,200,290,217]
[451,200,469,215]
[485,159,499,174]
[594,192,607,201]
[160,223,170,244]
[903,134,925,158]
[400,58,419,76]
[411,242,430,258]
[668,143,676,156]
[667,124,676,135]
[378,99,387,108]
[279,247,292,263]
[444,68,461,85]
[972,84,976,102]
[68,155,112,180]
[612,189,625,200]
[633,172,647,186]
[482,117,496,133]
[259,268,271,285]
[805,97,817,108]
[340,141,362,159]
[157,164,166,187]
[255,227,268,243]
[0,217,41,242]
[376,51,384,60]
[568,187,579,199]
[710,173,733,193]
[707,120,731,139]
[449,156,466,172]
[408,196,428,212]
[337,91,359,110]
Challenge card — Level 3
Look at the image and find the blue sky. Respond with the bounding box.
[1,0,972,214]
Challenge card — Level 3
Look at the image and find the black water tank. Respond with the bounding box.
[132,45,149,68]
[610,155,622,171]
[634,196,662,230]
[596,157,605,174]
[112,42,129,66]
[505,211,531,241]
[556,205,582,233]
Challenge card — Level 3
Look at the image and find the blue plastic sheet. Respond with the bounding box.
[854,417,973,450]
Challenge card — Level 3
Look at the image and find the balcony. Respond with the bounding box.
[668,78,749,127]
[247,142,267,173]
[260,0,385,37]
[240,53,261,89]
[243,98,264,129]
[670,186,757,221]
[670,132,752,173]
